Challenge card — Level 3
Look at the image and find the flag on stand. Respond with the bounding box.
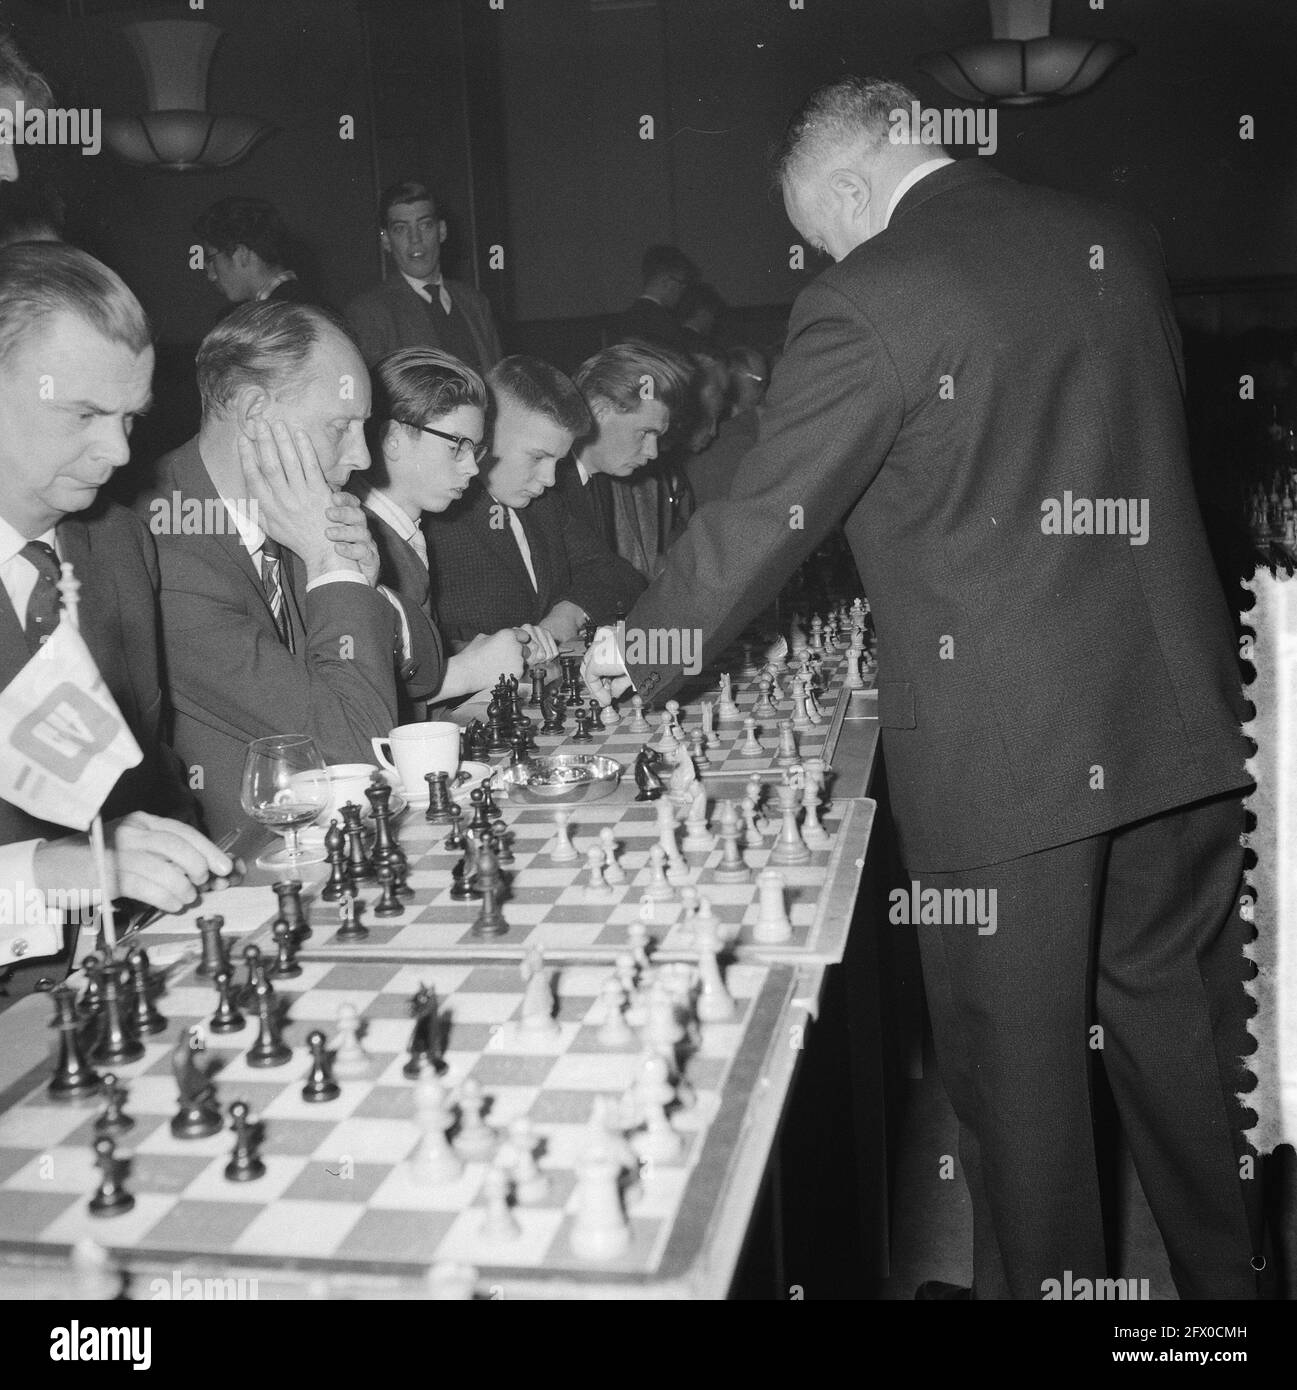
[0,620,142,831]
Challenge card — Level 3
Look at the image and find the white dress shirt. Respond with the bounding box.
[502,504,539,592]
[364,486,428,569]
[885,156,955,228]
[401,270,453,315]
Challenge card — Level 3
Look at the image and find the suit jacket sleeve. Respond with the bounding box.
[624,280,905,703]
[158,544,403,762]
[556,498,647,623]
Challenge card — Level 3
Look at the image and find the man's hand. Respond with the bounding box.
[516,623,560,666]
[238,420,361,582]
[324,493,380,585]
[581,626,633,707]
[536,599,588,644]
[441,628,527,698]
[33,813,235,917]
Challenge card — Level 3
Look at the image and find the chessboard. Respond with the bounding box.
[299,794,872,965]
[0,949,804,1298]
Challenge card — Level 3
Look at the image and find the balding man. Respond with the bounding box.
[586,77,1258,1300]
[143,303,445,839]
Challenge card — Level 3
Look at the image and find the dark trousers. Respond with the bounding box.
[915,790,1260,1299]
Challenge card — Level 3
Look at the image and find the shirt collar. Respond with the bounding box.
[0,512,57,568]
[362,485,420,543]
[573,457,591,486]
[401,269,442,297]
[255,269,297,301]
[885,157,956,228]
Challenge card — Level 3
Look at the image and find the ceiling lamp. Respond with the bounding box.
[915,0,1133,106]
[103,20,275,171]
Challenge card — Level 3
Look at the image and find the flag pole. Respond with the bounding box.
[57,562,118,957]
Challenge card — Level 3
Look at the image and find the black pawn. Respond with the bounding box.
[467,787,492,835]
[485,710,510,755]
[424,771,455,825]
[528,667,545,707]
[77,954,104,1021]
[195,916,228,979]
[224,1101,266,1183]
[510,731,530,766]
[90,965,144,1066]
[480,780,501,821]
[334,891,369,942]
[442,803,466,852]
[470,843,509,939]
[403,985,439,1079]
[209,969,245,1034]
[373,859,404,917]
[321,820,350,903]
[246,983,292,1068]
[87,1136,133,1218]
[301,1030,341,1103]
[388,843,414,898]
[491,819,516,866]
[94,1073,134,1137]
[517,714,539,751]
[571,709,594,743]
[127,948,167,1036]
[274,880,310,942]
[237,944,268,1009]
[48,984,100,1100]
[341,802,373,883]
[269,916,302,978]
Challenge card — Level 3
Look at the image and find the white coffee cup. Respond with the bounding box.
[309,762,382,825]
[371,722,460,793]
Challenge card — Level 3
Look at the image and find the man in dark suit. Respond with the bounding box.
[345,181,502,376]
[0,244,232,971]
[585,78,1259,1299]
[143,302,445,840]
[610,245,698,355]
[427,356,645,647]
[357,346,531,711]
[194,197,310,307]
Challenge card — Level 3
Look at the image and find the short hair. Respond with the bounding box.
[678,282,724,323]
[774,75,923,185]
[0,30,53,106]
[574,339,694,419]
[379,180,438,227]
[0,180,65,249]
[488,355,592,439]
[194,197,293,268]
[369,347,486,450]
[640,244,698,286]
[726,345,769,383]
[196,300,352,417]
[0,242,150,367]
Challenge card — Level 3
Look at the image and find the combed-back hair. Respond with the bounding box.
[640,244,698,285]
[194,197,293,268]
[573,339,694,420]
[773,75,922,186]
[0,241,150,366]
[488,355,592,439]
[196,300,353,417]
[379,180,438,226]
[0,30,53,106]
[369,347,486,451]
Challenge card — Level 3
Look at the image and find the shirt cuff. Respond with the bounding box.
[304,569,370,592]
[0,839,65,965]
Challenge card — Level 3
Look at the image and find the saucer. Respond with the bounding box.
[394,761,493,807]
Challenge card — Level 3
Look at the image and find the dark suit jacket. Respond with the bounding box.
[611,297,694,355]
[362,502,447,722]
[344,274,503,373]
[554,458,618,551]
[0,500,194,848]
[142,439,443,839]
[680,408,759,509]
[623,162,1249,873]
[425,481,646,644]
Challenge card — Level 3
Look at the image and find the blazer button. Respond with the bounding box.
[399,659,419,682]
[9,938,28,958]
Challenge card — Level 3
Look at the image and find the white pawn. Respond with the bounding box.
[453,1077,496,1160]
[331,1002,371,1079]
[693,892,723,945]
[627,694,651,733]
[584,844,612,900]
[599,702,620,727]
[801,792,831,849]
[655,705,679,755]
[599,826,626,883]
[740,795,764,848]
[633,1054,683,1164]
[636,893,657,926]
[740,717,763,755]
[410,1071,464,1185]
[695,919,735,1023]
[569,1152,630,1261]
[681,787,713,852]
[655,801,685,873]
[505,1118,549,1205]
[519,947,560,1037]
[479,1164,521,1243]
[643,844,675,902]
[753,867,793,944]
[626,918,653,975]
[597,977,634,1046]
[549,809,579,863]
[689,731,709,768]
[717,674,741,723]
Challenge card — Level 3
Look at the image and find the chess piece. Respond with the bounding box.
[775,719,799,768]
[627,919,654,976]
[632,1053,683,1164]
[740,717,763,756]
[584,845,612,901]
[770,785,811,866]
[633,747,664,801]
[340,802,373,882]
[453,1078,496,1160]
[571,708,595,742]
[540,692,563,734]
[689,731,709,768]
[424,771,456,825]
[274,880,309,942]
[301,1029,341,1102]
[331,1002,370,1079]
[519,947,559,1037]
[627,695,650,733]
[320,821,350,902]
[643,844,675,902]
[711,800,751,883]
[655,800,686,875]
[335,890,369,941]
[717,674,742,723]
[270,916,304,975]
[600,702,620,728]
[47,983,100,1100]
[491,819,515,866]
[443,802,467,852]
[753,678,778,720]
[480,1165,521,1242]
[569,1150,630,1261]
[528,666,546,707]
[237,942,269,1009]
[404,984,441,1079]
[597,977,633,1047]
[77,954,104,1021]
[195,914,229,978]
[682,787,713,853]
[598,826,626,883]
[87,1137,133,1217]
[503,1117,549,1204]
[170,1026,223,1137]
[209,969,245,1034]
[373,859,405,917]
[695,920,735,1022]
[470,841,509,938]
[655,703,680,754]
[753,867,793,944]
[224,1100,266,1182]
[549,809,579,863]
[410,1071,464,1185]
[90,964,143,1066]
[246,982,292,1068]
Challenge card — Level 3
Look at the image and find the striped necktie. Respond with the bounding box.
[21,540,62,655]
[423,279,453,315]
[259,537,295,653]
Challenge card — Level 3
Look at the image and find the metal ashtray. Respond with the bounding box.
[496,754,624,804]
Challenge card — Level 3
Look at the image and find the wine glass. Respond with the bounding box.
[241,735,330,870]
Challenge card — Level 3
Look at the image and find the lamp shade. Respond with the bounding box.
[103,20,275,171]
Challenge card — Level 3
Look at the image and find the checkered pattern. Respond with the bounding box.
[0,955,792,1285]
[305,796,867,964]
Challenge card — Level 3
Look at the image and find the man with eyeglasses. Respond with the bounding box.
[357,347,532,713]
[345,181,502,376]
[426,356,647,649]
[611,245,699,356]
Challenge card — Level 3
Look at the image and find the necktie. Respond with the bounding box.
[423,279,453,315]
[21,540,62,654]
[259,538,295,653]
[408,527,429,570]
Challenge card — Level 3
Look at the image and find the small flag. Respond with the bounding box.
[0,622,142,831]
